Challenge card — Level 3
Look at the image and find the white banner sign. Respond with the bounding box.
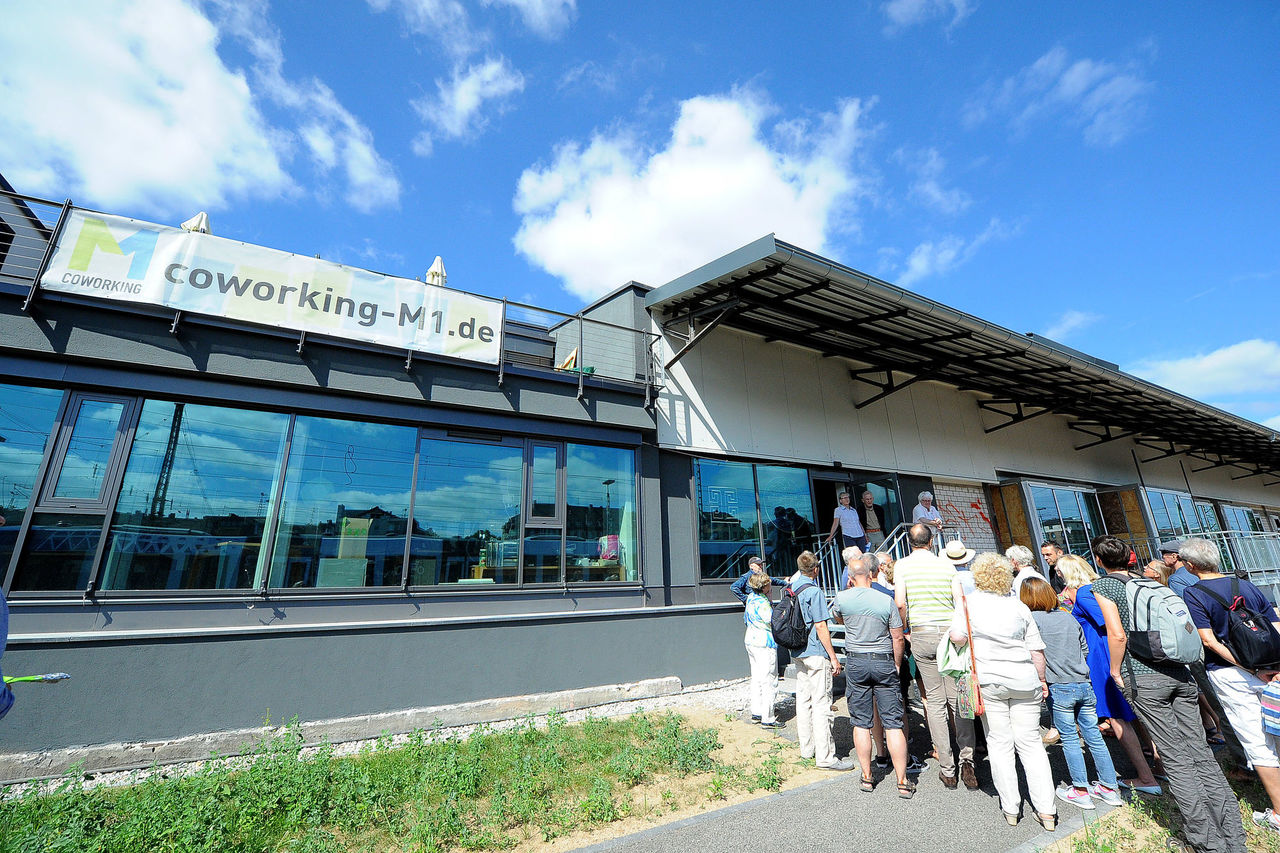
[40,211,505,365]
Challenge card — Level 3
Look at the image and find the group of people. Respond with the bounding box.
[735,523,1280,852]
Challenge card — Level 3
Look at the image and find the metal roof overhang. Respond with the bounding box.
[645,235,1280,481]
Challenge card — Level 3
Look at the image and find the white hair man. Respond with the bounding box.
[1181,538,1280,834]
[911,491,944,532]
[833,552,913,796]
[1007,545,1048,596]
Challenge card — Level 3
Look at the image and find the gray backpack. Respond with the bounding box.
[1124,575,1202,665]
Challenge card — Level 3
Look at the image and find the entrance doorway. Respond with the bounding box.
[810,470,902,551]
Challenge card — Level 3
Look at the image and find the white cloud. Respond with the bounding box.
[513,91,872,300]
[209,0,400,213]
[482,0,576,37]
[1265,414,1280,431]
[1041,309,1099,342]
[0,0,291,216]
[366,0,481,59]
[895,218,1011,288]
[412,57,526,155]
[897,147,970,214]
[0,0,399,218]
[965,45,1151,146]
[1129,340,1280,399]
[882,0,974,32]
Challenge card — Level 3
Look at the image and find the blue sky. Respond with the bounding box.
[3,1,1279,426]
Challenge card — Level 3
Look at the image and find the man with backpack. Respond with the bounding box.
[779,551,853,771]
[1090,535,1246,853]
[1181,537,1280,834]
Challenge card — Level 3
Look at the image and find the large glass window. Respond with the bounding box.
[1222,504,1262,533]
[1145,489,1203,539]
[5,389,640,593]
[756,465,815,572]
[695,459,760,580]
[1030,484,1104,557]
[98,402,290,591]
[0,384,62,574]
[410,437,523,586]
[268,417,416,589]
[565,443,637,583]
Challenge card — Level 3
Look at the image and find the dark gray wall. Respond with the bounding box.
[1,606,744,751]
[0,296,655,435]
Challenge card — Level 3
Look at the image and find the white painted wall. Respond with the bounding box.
[655,324,1280,514]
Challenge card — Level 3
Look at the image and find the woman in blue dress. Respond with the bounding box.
[1060,555,1162,792]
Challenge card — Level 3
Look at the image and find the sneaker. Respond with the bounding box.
[750,714,761,722]
[1119,779,1162,796]
[1091,782,1124,807]
[906,754,927,773]
[1056,782,1095,810]
[759,720,785,729]
[873,755,890,770]
[1253,809,1280,834]
[817,757,856,772]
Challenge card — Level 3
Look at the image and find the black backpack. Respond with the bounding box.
[771,581,816,652]
[1194,577,1280,670]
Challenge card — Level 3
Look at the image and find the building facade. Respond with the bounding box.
[3,184,1280,768]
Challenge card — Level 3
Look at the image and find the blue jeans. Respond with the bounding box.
[1049,681,1118,789]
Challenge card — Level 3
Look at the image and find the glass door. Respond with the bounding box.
[809,470,900,551]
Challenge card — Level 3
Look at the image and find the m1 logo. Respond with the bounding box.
[68,216,159,279]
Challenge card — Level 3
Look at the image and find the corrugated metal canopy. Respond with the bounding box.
[645,235,1280,481]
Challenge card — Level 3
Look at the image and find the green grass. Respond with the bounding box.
[0,711,751,853]
[1062,776,1280,853]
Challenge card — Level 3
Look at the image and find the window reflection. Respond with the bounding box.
[52,399,124,500]
[269,417,415,589]
[565,444,637,583]
[530,445,558,518]
[0,384,61,574]
[410,438,522,585]
[12,513,102,591]
[756,466,814,573]
[98,402,289,590]
[1031,485,1104,557]
[695,459,759,580]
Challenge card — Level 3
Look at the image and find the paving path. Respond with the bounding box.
[580,675,1128,853]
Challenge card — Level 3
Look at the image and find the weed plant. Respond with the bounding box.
[0,711,740,853]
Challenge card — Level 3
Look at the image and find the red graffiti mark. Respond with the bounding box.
[938,499,992,536]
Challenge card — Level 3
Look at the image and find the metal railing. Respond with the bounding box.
[1120,529,1280,600]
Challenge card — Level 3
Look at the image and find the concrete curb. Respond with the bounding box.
[0,675,683,783]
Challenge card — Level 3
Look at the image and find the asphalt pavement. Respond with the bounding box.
[580,674,1128,853]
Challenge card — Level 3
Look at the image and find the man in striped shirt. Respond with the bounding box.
[894,523,975,789]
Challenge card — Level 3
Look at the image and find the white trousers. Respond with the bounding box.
[1208,665,1280,769]
[794,654,836,766]
[981,688,1056,817]
[746,644,778,724]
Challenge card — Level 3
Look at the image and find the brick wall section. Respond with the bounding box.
[933,481,999,554]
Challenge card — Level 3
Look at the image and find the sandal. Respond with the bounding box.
[897,779,916,799]
[860,774,875,793]
[1205,727,1226,746]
